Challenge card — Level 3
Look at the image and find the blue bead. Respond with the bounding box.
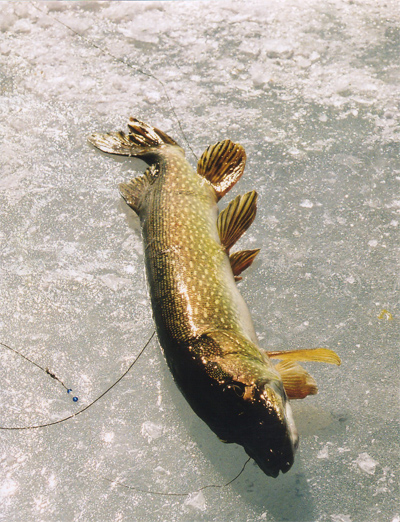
[67,389,72,394]
[73,396,78,402]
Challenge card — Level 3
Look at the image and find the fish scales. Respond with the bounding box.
[144,151,253,345]
[88,118,341,478]
[142,151,269,408]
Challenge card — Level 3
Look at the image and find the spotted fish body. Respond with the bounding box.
[140,148,256,347]
[89,119,341,477]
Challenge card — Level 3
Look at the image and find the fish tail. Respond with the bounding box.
[87,117,184,159]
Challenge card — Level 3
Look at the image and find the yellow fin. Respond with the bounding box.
[275,360,318,399]
[217,191,258,251]
[267,348,341,366]
[230,249,260,278]
[197,140,246,200]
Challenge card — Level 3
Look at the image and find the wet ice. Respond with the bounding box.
[0,1,399,521]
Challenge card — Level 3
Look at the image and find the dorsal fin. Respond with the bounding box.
[197,140,246,200]
[230,249,260,280]
[217,191,258,252]
[119,174,150,215]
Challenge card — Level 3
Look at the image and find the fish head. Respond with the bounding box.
[186,332,299,477]
[222,376,298,477]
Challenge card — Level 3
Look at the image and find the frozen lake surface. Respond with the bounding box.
[0,1,399,521]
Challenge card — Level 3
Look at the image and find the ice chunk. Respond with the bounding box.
[184,491,206,512]
[0,479,18,499]
[354,453,379,475]
[141,421,164,442]
[300,199,314,208]
[317,445,330,459]
[331,516,352,522]
[98,274,131,291]
[102,432,114,443]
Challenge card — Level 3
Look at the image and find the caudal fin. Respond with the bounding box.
[87,117,184,158]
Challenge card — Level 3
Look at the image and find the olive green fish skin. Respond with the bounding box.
[88,119,298,477]
[141,147,254,348]
[137,146,297,477]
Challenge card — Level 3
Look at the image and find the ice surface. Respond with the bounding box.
[0,1,399,521]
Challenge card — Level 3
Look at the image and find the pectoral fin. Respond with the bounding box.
[217,191,258,251]
[274,360,318,399]
[267,348,341,366]
[230,249,260,280]
[197,140,246,200]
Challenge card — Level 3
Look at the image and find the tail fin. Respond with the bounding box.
[87,117,184,158]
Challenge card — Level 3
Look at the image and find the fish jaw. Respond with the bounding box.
[241,388,299,477]
[173,332,299,478]
[226,378,298,478]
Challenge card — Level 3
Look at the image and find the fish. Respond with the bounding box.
[88,118,341,478]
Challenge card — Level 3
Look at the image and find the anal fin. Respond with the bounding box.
[119,175,149,215]
[197,140,246,200]
[230,249,260,280]
[217,191,258,252]
[274,360,318,399]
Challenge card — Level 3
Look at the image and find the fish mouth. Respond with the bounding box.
[243,432,296,478]
[242,402,299,478]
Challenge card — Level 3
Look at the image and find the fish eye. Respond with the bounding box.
[223,382,245,398]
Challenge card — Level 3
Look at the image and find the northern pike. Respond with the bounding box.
[88,119,340,477]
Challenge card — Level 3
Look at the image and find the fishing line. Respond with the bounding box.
[0,331,154,430]
[29,1,198,162]
[1,333,250,493]
[0,340,71,394]
[103,457,251,497]
[4,3,250,494]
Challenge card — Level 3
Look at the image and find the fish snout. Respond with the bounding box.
[242,382,299,477]
[243,423,297,477]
